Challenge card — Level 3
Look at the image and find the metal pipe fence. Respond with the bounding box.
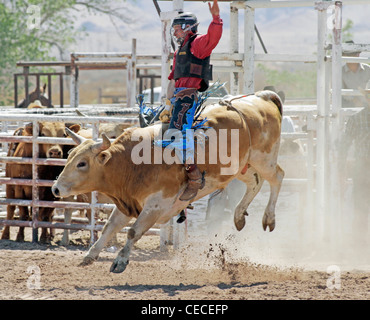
[0,113,157,245]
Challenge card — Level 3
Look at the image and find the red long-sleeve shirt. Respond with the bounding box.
[168,14,223,90]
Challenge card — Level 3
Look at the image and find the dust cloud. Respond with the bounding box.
[179,177,369,273]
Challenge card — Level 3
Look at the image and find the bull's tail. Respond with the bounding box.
[255,90,283,115]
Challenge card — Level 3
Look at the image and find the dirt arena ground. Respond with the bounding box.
[0,225,369,301]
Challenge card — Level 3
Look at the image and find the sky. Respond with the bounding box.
[68,0,370,57]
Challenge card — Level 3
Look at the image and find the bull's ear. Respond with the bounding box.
[91,133,111,154]
[67,124,81,133]
[97,150,111,166]
[25,122,33,135]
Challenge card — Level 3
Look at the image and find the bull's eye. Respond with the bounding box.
[77,161,87,168]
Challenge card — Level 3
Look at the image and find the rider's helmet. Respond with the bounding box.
[171,12,198,45]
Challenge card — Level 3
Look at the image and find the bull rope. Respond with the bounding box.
[218,95,253,169]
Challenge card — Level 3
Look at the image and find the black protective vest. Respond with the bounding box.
[173,35,213,92]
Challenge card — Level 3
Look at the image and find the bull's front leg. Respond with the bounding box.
[110,208,161,274]
[81,207,131,266]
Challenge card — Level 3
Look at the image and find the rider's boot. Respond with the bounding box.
[179,164,205,201]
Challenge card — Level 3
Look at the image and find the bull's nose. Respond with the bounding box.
[52,185,60,197]
[49,150,62,158]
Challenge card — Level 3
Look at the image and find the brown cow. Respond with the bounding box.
[1,122,80,242]
[52,90,284,273]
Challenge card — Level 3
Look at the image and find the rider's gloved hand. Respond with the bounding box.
[159,99,173,123]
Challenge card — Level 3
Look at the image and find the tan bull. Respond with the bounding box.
[52,90,284,273]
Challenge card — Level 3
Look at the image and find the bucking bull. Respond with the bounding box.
[52,90,284,273]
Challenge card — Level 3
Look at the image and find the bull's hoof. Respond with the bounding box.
[110,259,129,274]
[234,216,246,232]
[60,239,69,246]
[1,233,9,240]
[79,256,96,267]
[16,234,25,242]
[39,236,51,244]
[262,215,275,232]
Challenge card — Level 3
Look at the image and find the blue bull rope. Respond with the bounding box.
[155,91,210,164]
[139,82,226,162]
[137,94,161,120]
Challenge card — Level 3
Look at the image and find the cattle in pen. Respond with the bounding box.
[52,90,284,273]
[1,122,80,243]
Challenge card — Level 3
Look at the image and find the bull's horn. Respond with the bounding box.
[75,109,87,117]
[91,133,111,153]
[66,127,86,145]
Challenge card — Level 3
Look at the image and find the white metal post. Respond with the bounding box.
[315,1,330,240]
[90,123,99,244]
[159,0,184,101]
[70,64,79,108]
[173,0,183,12]
[230,3,239,95]
[243,5,255,94]
[160,11,175,101]
[330,0,343,247]
[331,1,343,117]
[126,39,137,108]
[159,2,184,250]
[32,120,40,243]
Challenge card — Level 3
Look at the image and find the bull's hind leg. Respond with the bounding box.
[249,139,285,232]
[2,186,16,240]
[1,205,15,240]
[39,207,54,243]
[234,167,264,231]
[16,206,29,242]
[258,163,284,232]
[81,207,132,266]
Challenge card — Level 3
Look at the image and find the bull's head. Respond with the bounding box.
[52,128,111,198]
[25,122,80,158]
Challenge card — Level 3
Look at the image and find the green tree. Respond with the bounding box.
[0,0,130,105]
[257,19,355,101]
[342,19,354,43]
[257,63,317,99]
[327,18,354,44]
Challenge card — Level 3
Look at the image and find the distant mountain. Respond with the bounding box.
[71,1,369,55]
